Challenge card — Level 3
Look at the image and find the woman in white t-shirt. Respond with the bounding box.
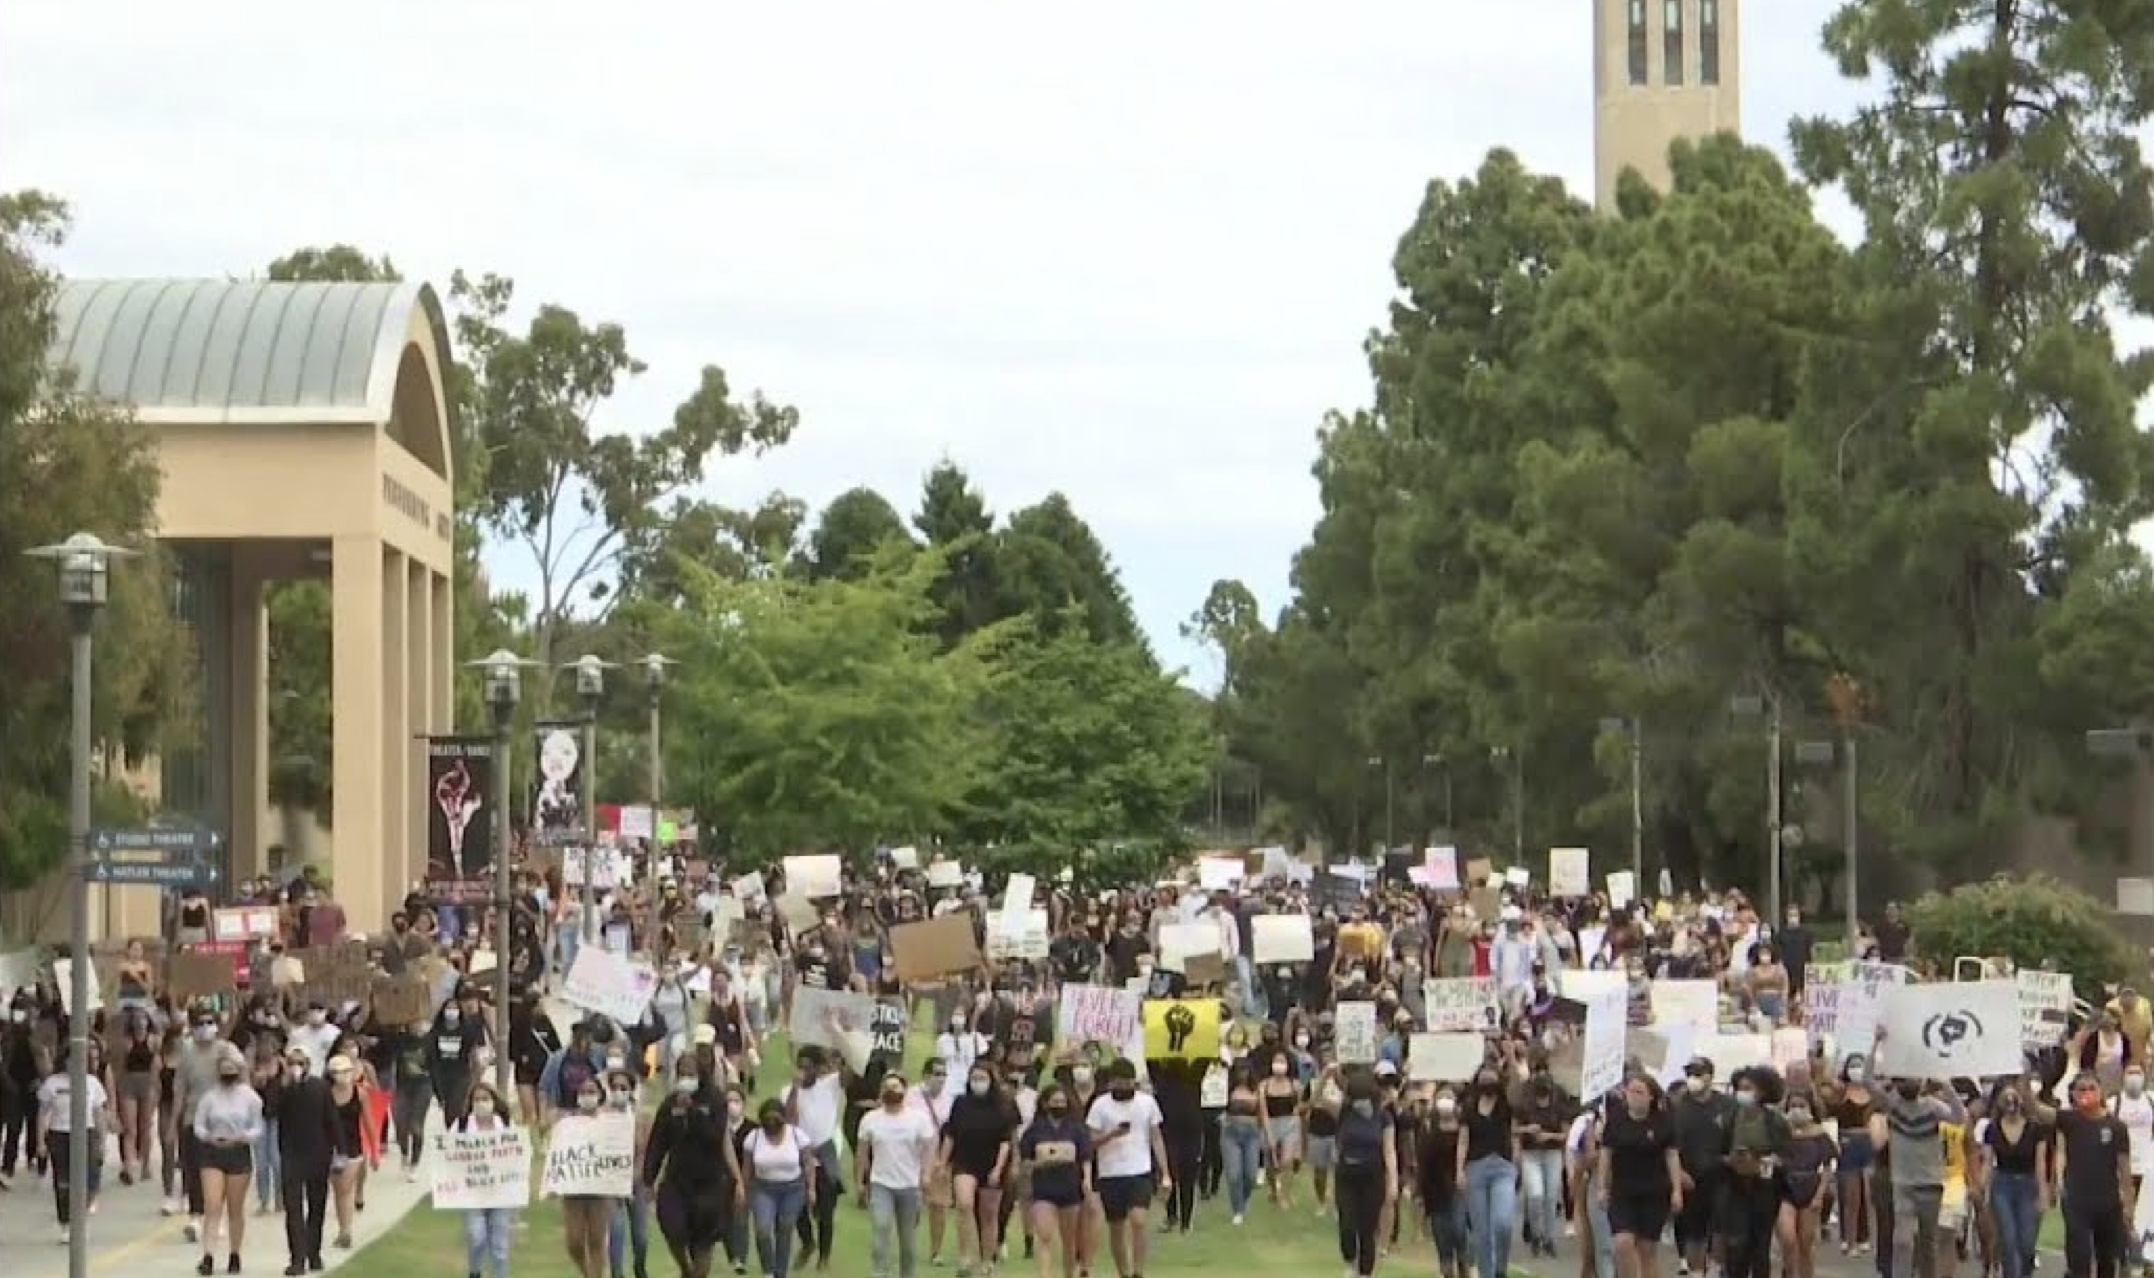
[36,1062,111,1241]
[935,1014,990,1080]
[855,1073,938,1278]
[744,1099,818,1278]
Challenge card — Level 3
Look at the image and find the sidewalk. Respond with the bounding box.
[0,1131,429,1278]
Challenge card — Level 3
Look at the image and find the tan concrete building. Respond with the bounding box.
[30,278,459,939]
[1594,0,1741,209]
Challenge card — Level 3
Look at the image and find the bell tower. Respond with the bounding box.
[1592,0,1741,209]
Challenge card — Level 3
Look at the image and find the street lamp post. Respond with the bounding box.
[26,532,136,1278]
[1795,735,1859,949]
[566,655,613,944]
[1599,717,1644,884]
[1490,745,1524,858]
[470,648,528,1100]
[1732,694,1785,922]
[639,653,675,956]
[1421,753,1454,837]
[1367,756,1394,852]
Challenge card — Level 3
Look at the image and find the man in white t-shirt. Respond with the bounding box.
[1086,1059,1170,1278]
[908,1062,957,1268]
[856,1072,939,1278]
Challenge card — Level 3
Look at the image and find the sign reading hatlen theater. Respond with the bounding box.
[383,473,453,541]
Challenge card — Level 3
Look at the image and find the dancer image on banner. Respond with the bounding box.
[531,724,584,846]
[427,737,496,883]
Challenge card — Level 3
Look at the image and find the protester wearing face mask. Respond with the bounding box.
[192,1045,264,1275]
[1670,1057,1731,1275]
[1980,1080,2051,1278]
[559,1080,618,1278]
[936,1010,988,1082]
[265,1046,334,1275]
[911,1061,958,1267]
[1258,1048,1303,1209]
[1818,1054,1879,1256]
[2049,1072,2133,1278]
[600,1069,654,1278]
[855,1071,936,1277]
[1021,1081,1094,1278]
[1864,1063,1962,1278]
[744,1098,818,1278]
[1720,1067,1790,1278]
[448,1082,517,1278]
[937,1063,1017,1273]
[286,1003,340,1078]
[538,1019,611,1130]
[170,1011,233,1235]
[1086,1059,1170,1278]
[646,1058,743,1278]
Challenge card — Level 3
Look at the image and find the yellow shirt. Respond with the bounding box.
[1337,922,1384,962]
[2108,998,2153,1061]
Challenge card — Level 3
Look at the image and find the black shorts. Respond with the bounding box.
[1675,1171,1719,1246]
[200,1143,254,1178]
[1031,1186,1085,1210]
[1608,1191,1672,1241]
[1096,1174,1153,1221]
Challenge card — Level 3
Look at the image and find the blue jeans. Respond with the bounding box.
[1221,1118,1264,1217]
[867,1183,922,1278]
[253,1118,281,1209]
[1427,1196,1470,1269]
[1990,1171,2040,1278]
[463,1207,513,1278]
[1465,1155,1517,1278]
[1235,956,1267,1019]
[751,1179,807,1278]
[1519,1147,1564,1245]
[1582,1169,1615,1278]
[608,1195,648,1275]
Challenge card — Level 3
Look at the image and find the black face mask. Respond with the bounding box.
[1896,1081,1921,1101]
[1111,1085,1135,1100]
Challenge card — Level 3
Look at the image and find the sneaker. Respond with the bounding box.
[1232,1213,1244,1226]
[58,1226,70,1244]
[1679,1264,1692,1277]
[185,1218,202,1243]
[162,1197,181,1216]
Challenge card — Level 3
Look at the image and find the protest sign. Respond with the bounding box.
[1142,999,1222,1062]
[559,948,657,1025]
[781,854,842,900]
[372,975,433,1027]
[1335,1001,1378,1064]
[213,906,279,942]
[1876,980,2022,1080]
[1407,1032,1483,1081]
[1579,987,1627,1100]
[987,909,1049,962]
[2015,970,2074,1050]
[167,952,236,1002]
[891,912,983,983]
[1647,980,1718,1034]
[1549,848,1590,897]
[867,999,909,1068]
[1422,977,1500,1033]
[1057,984,1141,1050]
[1158,922,1220,973]
[542,1111,635,1198]
[430,1124,533,1210]
[788,986,876,1051]
[1250,915,1314,965]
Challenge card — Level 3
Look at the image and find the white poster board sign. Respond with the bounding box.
[1335,1001,1378,1064]
[1580,988,1628,1100]
[430,1124,534,1210]
[782,854,843,900]
[1549,848,1590,897]
[1408,1032,1484,1081]
[1251,915,1314,965]
[541,1110,635,1198]
[559,947,656,1026]
[1422,977,1500,1033]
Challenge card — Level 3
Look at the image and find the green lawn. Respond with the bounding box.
[335,1025,1440,1278]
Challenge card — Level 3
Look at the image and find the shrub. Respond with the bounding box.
[1906,874,2140,1001]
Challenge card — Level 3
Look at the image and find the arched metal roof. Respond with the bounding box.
[48,278,455,434]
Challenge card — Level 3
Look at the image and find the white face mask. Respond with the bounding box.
[472,1098,496,1119]
[2129,1075,2146,1096]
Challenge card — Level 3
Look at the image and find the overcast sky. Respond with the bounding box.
[1,0,1853,682]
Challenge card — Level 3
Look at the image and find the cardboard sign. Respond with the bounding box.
[890,912,983,984]
[166,952,237,1002]
[1464,858,1494,886]
[372,975,434,1027]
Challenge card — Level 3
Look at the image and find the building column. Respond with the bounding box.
[405,558,431,897]
[227,558,269,882]
[380,545,409,925]
[330,535,386,930]
[431,569,453,730]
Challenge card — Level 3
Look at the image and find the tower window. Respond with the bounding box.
[1700,0,1721,85]
[1664,0,1685,85]
[1627,0,1648,85]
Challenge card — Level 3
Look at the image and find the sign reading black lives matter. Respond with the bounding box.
[426,737,496,901]
[869,999,909,1068]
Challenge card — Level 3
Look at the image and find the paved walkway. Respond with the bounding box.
[0,1131,429,1278]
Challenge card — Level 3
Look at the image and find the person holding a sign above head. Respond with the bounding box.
[1085,1058,1169,1278]
[782,1046,848,1271]
[193,1045,265,1275]
[744,1097,818,1278]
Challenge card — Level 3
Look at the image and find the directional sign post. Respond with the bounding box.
[84,826,223,890]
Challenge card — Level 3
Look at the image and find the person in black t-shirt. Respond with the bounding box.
[1599,1073,1682,1278]
[2055,1073,2133,1278]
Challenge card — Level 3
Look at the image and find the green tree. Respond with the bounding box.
[959,618,1211,879]
[1787,0,2154,865]
[913,461,998,646]
[995,494,1144,650]
[0,193,196,893]
[1907,876,2138,1001]
[804,487,915,581]
[451,270,798,704]
[657,552,991,861]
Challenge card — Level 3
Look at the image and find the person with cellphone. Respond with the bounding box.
[1085,1060,1170,1278]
